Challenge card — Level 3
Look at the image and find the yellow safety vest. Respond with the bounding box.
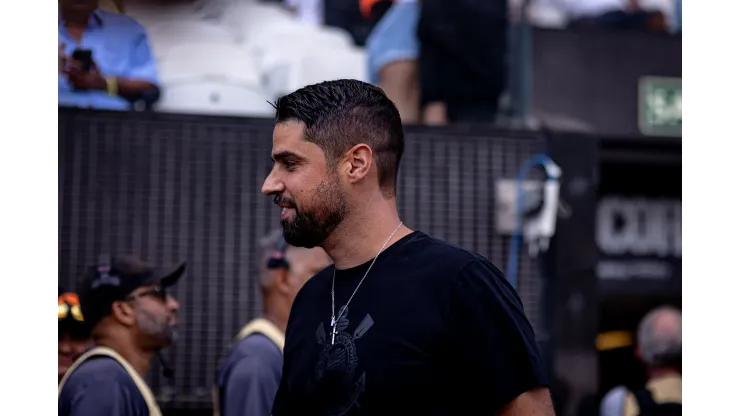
[58,346,163,416]
[212,318,285,416]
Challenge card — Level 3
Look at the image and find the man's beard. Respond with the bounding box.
[135,307,176,349]
[280,178,349,248]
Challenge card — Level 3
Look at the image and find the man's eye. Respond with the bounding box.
[284,161,297,170]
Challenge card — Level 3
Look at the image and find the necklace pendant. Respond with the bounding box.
[331,326,336,345]
[330,316,336,327]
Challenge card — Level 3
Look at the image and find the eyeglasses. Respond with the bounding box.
[58,293,84,322]
[125,285,167,303]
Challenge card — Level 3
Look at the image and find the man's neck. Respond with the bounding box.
[97,337,153,377]
[262,303,289,334]
[322,196,413,269]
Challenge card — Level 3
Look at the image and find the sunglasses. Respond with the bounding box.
[58,293,84,322]
[125,285,167,303]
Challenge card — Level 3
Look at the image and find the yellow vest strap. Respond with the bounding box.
[58,346,162,416]
[213,318,285,416]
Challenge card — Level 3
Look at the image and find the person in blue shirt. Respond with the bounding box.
[58,0,159,110]
[214,230,331,416]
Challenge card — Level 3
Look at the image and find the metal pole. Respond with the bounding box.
[510,0,533,127]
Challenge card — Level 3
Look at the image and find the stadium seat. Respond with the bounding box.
[158,43,261,85]
[220,3,299,42]
[298,47,369,87]
[156,81,274,117]
[147,22,236,59]
[246,27,354,57]
[157,43,272,116]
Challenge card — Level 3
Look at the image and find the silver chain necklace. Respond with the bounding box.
[330,221,403,345]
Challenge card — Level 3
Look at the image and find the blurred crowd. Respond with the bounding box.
[58,232,330,416]
[58,0,682,124]
[59,244,682,415]
[58,1,681,415]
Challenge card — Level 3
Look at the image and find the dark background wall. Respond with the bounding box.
[58,108,549,409]
[532,28,682,137]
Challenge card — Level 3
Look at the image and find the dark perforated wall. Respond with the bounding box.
[59,108,546,409]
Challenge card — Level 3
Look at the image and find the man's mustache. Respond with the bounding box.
[273,195,296,208]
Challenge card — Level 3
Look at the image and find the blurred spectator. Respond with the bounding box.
[673,0,680,33]
[58,255,184,416]
[600,306,682,416]
[324,0,376,45]
[364,0,421,123]
[58,0,159,110]
[214,230,331,416]
[58,288,92,383]
[560,0,669,32]
[417,0,507,125]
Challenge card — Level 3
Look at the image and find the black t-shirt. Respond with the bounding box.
[272,231,548,416]
[58,355,149,416]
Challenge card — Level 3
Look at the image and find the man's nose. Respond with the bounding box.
[262,168,285,196]
[166,295,179,313]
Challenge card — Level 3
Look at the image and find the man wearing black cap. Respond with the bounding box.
[58,255,185,416]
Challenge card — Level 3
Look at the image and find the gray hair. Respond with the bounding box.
[637,306,681,368]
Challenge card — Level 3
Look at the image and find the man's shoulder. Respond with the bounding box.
[225,334,282,373]
[67,355,131,381]
[219,334,282,385]
[402,231,498,275]
[416,232,485,257]
[97,10,148,32]
[59,355,148,416]
[61,355,140,399]
[234,333,283,358]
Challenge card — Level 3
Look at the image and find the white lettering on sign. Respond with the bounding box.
[596,260,672,280]
[596,197,681,258]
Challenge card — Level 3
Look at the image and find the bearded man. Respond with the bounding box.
[58,255,184,416]
[262,79,555,416]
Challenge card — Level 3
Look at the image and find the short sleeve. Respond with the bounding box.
[125,25,158,85]
[223,351,282,416]
[450,259,549,412]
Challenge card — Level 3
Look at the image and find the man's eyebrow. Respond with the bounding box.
[272,151,303,162]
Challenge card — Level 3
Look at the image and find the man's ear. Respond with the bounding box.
[343,144,373,185]
[111,301,136,327]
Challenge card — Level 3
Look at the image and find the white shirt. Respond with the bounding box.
[285,0,324,26]
[556,0,627,19]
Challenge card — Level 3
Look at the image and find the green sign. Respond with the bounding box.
[639,77,682,137]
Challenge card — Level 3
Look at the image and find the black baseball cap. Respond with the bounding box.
[79,255,186,330]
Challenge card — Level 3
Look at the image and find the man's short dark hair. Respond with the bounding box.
[273,79,404,197]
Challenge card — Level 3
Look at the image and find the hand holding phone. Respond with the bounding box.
[65,48,105,91]
[71,49,94,73]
